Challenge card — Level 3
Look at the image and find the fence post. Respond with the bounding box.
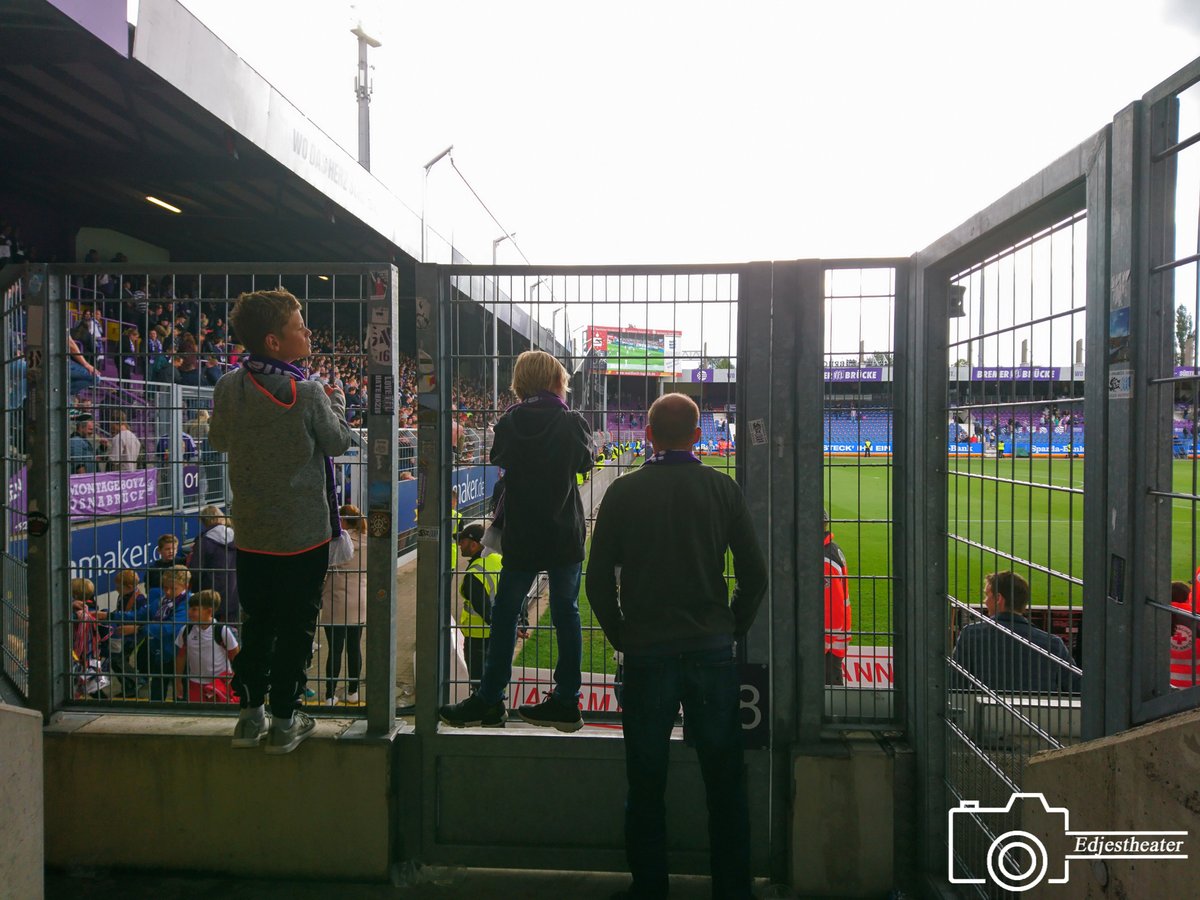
[365,265,400,736]
[26,266,68,718]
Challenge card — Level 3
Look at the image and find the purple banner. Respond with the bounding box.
[68,470,158,518]
[1175,366,1199,377]
[182,464,200,497]
[824,367,883,382]
[690,368,716,382]
[971,367,1062,381]
[48,0,128,58]
[8,466,27,535]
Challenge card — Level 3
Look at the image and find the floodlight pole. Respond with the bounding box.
[491,233,516,411]
[421,145,454,262]
[351,24,381,171]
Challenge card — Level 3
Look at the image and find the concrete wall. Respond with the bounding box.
[1025,707,1200,898]
[0,703,44,900]
[43,713,397,881]
[791,733,906,897]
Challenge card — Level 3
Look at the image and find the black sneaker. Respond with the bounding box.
[518,692,584,732]
[439,693,507,728]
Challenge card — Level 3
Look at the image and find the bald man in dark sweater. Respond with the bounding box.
[587,392,766,900]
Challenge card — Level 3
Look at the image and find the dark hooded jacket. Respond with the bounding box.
[491,403,594,571]
[188,523,240,622]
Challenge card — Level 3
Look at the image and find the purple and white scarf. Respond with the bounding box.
[644,449,701,466]
[242,354,342,538]
[507,389,570,414]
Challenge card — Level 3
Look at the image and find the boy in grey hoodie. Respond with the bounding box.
[210,289,353,754]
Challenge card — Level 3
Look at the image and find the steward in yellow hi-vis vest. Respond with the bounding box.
[456,522,502,685]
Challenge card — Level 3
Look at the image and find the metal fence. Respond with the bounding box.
[1140,71,1200,717]
[440,270,740,713]
[1,268,29,696]
[942,214,1088,894]
[823,265,899,724]
[17,264,399,720]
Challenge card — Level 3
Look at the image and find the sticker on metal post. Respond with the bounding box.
[1107,368,1132,399]
[366,323,392,366]
[370,374,394,415]
[416,525,440,543]
[368,510,391,539]
[417,350,437,393]
[415,295,432,330]
[749,418,768,446]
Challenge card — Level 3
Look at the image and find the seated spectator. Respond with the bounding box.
[952,571,1082,694]
[68,414,106,474]
[72,307,106,370]
[146,533,186,591]
[174,590,240,704]
[187,505,239,622]
[67,335,101,398]
[107,411,141,472]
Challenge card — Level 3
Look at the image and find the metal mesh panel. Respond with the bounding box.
[55,269,372,715]
[444,270,738,721]
[943,215,1087,893]
[823,266,897,724]
[1148,77,1200,700]
[2,272,29,695]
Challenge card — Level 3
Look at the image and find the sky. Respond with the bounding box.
[146,0,1200,270]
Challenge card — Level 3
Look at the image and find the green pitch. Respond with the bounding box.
[515,452,1198,667]
[514,454,735,674]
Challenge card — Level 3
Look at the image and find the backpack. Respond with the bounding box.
[181,622,232,649]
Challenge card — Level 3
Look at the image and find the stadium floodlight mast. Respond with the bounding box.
[350,22,381,171]
[421,145,454,262]
[491,232,517,409]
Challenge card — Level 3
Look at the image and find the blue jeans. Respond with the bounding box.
[69,360,100,396]
[477,563,582,705]
[621,646,751,900]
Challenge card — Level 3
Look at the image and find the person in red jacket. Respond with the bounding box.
[824,509,852,686]
[1173,577,1200,689]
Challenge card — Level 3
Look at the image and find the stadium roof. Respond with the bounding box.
[0,0,419,263]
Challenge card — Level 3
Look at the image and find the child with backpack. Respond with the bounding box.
[70,578,108,699]
[175,590,240,704]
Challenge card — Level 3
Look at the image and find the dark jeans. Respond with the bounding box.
[232,544,329,717]
[323,624,363,699]
[464,635,488,687]
[824,651,844,686]
[477,563,582,705]
[621,646,750,900]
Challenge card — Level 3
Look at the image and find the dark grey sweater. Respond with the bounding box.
[586,461,767,655]
[209,369,353,555]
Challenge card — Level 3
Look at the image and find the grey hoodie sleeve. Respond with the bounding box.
[308,384,354,457]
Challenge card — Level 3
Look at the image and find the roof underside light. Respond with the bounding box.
[145,195,182,214]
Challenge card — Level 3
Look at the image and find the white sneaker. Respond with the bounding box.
[231,713,270,749]
[323,696,338,706]
[264,711,316,755]
[345,692,360,704]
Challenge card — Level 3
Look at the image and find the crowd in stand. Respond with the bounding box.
[0,216,34,268]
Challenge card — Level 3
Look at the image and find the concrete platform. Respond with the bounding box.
[45,868,785,899]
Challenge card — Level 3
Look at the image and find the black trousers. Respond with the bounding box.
[231,543,329,717]
[324,624,363,699]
